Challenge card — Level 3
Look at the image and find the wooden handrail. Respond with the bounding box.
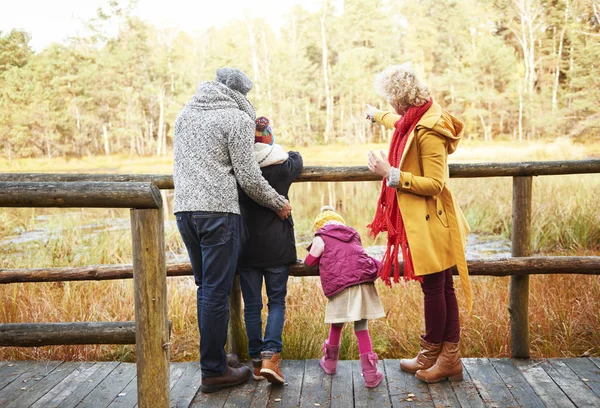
[0,181,163,208]
[0,159,598,188]
[1,256,598,284]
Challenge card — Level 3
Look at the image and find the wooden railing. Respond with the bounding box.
[0,182,169,408]
[0,159,599,406]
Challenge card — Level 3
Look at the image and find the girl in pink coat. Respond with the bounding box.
[304,206,386,388]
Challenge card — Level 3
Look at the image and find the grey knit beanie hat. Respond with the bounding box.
[216,67,253,96]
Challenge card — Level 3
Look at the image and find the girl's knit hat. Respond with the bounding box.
[313,206,346,233]
[255,116,274,145]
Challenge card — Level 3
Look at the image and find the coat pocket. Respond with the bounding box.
[435,197,449,228]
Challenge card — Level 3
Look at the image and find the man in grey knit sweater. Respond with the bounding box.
[174,67,292,393]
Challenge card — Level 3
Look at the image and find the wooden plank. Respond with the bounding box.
[510,176,532,359]
[513,359,575,408]
[541,359,600,407]
[268,360,305,407]
[6,362,84,408]
[169,362,203,408]
[449,361,485,408]
[462,358,519,407]
[428,381,461,407]
[0,181,162,209]
[189,386,230,407]
[0,361,62,406]
[383,359,434,408]
[131,208,169,408]
[76,362,137,408]
[563,358,600,397]
[249,376,270,408]
[223,372,258,408]
[0,361,45,391]
[5,256,599,285]
[489,358,544,407]
[31,362,99,408]
[169,363,188,390]
[110,362,187,408]
[106,375,138,408]
[330,359,353,408]
[590,357,600,369]
[56,362,119,408]
[299,359,332,408]
[0,321,137,346]
[352,359,390,408]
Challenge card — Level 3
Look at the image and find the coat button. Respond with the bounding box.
[404,182,409,187]
[438,210,443,215]
[426,214,430,221]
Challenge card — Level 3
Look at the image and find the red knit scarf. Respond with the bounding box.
[368,99,433,286]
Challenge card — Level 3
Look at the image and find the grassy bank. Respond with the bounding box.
[0,139,598,361]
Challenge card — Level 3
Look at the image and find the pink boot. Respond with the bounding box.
[359,352,383,388]
[319,341,339,374]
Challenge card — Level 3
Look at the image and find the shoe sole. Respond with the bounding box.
[319,360,337,375]
[260,368,285,385]
[200,371,252,393]
[415,373,463,384]
[399,365,417,374]
[253,374,265,381]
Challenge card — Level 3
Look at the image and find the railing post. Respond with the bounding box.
[510,176,532,358]
[227,273,246,358]
[131,207,169,407]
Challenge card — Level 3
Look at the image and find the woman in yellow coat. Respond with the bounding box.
[365,63,472,384]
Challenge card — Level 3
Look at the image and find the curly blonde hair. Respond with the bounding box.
[374,63,431,109]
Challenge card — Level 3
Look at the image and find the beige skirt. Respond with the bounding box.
[324,282,385,324]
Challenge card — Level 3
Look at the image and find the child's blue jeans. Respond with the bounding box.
[238,266,289,358]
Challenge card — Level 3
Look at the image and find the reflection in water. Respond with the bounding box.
[1,180,512,264]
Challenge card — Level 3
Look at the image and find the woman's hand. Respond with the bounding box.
[367,150,391,179]
[365,104,379,122]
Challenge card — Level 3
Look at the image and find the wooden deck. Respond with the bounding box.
[0,358,599,407]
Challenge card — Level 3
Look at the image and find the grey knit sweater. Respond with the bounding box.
[173,81,286,214]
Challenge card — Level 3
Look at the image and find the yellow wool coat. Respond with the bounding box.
[374,102,472,312]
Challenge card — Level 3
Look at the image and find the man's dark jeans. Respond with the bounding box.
[176,211,241,378]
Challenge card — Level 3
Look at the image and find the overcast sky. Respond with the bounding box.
[0,0,324,51]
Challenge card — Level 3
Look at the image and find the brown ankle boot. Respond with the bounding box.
[400,336,442,374]
[415,341,463,383]
[252,358,264,381]
[260,352,285,384]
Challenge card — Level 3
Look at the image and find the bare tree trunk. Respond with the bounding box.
[568,43,574,110]
[260,27,273,111]
[518,82,524,142]
[157,87,165,157]
[321,4,332,143]
[247,23,261,101]
[552,0,569,114]
[512,0,542,140]
[103,124,110,155]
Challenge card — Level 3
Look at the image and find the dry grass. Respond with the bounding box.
[0,140,598,361]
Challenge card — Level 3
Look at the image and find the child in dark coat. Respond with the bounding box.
[238,116,303,385]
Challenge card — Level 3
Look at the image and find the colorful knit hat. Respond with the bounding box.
[255,116,274,145]
[313,206,346,233]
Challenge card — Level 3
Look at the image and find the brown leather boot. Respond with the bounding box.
[415,341,463,383]
[260,351,285,384]
[252,358,265,381]
[400,336,442,374]
[226,353,242,368]
[200,366,252,393]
